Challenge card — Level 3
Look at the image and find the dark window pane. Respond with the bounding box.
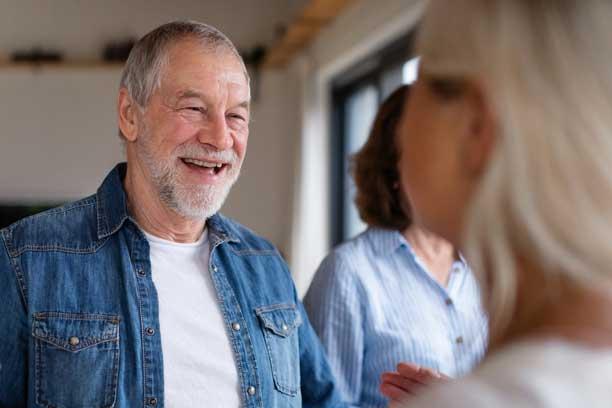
[343,84,379,239]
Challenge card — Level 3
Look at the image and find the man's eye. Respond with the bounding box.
[184,107,205,113]
[228,114,246,122]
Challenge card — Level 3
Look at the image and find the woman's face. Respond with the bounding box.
[397,73,492,246]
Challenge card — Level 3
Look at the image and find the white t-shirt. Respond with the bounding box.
[143,229,240,408]
[404,340,612,408]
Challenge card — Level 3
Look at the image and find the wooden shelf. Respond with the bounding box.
[0,60,124,71]
[264,0,356,68]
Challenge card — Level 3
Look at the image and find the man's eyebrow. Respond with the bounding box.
[174,90,250,112]
[177,91,249,108]
[176,90,203,99]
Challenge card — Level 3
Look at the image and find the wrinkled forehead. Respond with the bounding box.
[159,39,250,98]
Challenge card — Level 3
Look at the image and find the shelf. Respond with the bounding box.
[0,60,124,71]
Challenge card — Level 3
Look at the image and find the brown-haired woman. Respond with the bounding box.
[304,85,488,407]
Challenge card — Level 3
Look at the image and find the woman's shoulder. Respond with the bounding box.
[407,340,612,408]
[307,229,390,291]
[333,227,400,258]
[318,228,399,274]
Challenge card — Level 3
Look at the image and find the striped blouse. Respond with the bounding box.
[304,227,488,408]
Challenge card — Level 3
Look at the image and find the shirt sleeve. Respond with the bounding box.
[0,232,29,407]
[304,252,365,406]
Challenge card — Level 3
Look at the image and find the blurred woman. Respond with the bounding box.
[389,1,612,407]
[304,85,487,408]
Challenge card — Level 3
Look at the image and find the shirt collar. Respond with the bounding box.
[95,162,130,240]
[94,162,238,243]
[368,226,469,271]
[367,227,406,255]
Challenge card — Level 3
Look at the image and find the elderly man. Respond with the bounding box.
[0,21,344,408]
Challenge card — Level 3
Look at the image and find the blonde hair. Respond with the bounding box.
[416,0,612,341]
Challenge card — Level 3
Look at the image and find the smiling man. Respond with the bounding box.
[0,21,344,408]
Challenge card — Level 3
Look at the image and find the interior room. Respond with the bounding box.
[3,1,612,407]
[0,0,423,294]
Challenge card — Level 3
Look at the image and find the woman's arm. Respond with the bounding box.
[304,253,366,405]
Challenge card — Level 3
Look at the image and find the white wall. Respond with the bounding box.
[0,0,302,254]
[289,0,426,295]
[0,68,123,202]
[223,69,300,254]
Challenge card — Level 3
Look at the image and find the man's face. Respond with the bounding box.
[134,40,250,220]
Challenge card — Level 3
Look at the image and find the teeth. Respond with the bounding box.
[183,158,224,168]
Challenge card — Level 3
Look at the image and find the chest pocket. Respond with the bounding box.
[255,303,302,396]
[32,312,120,408]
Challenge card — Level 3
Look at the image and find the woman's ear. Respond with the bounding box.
[118,88,141,142]
[463,82,497,177]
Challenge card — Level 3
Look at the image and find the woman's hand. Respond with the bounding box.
[381,362,450,406]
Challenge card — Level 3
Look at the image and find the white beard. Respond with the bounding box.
[136,127,241,220]
[155,170,236,220]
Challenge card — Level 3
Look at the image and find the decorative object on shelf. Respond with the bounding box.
[243,45,267,67]
[241,45,267,101]
[102,38,136,62]
[0,204,57,229]
[11,48,63,64]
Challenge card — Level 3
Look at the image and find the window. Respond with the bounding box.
[330,32,417,246]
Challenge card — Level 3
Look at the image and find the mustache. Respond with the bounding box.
[174,144,238,164]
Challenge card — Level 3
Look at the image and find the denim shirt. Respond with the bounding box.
[0,163,344,408]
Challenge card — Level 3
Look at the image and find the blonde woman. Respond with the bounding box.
[386,1,612,407]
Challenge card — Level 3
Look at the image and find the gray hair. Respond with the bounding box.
[120,20,247,110]
[417,0,612,341]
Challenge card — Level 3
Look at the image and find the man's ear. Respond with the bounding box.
[462,82,497,177]
[118,88,141,142]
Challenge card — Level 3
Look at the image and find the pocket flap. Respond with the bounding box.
[255,304,302,338]
[32,312,120,352]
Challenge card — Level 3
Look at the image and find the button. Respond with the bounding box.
[212,265,218,272]
[455,336,464,344]
[137,267,146,277]
[247,386,256,396]
[281,324,289,332]
[69,336,80,346]
[145,327,155,336]
[148,397,157,406]
[232,322,241,331]
[445,298,453,306]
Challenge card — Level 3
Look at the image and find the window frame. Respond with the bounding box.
[329,31,416,247]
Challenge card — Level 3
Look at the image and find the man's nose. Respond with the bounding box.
[197,114,233,151]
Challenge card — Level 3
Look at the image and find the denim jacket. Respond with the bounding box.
[0,163,345,408]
